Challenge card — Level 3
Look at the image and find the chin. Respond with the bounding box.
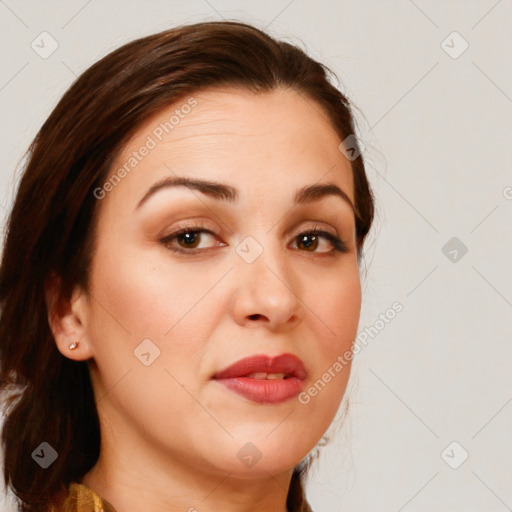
[208,432,316,479]
[222,455,303,480]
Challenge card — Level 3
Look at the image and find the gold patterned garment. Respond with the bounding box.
[48,483,116,512]
[51,482,313,511]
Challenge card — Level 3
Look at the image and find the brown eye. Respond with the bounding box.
[161,226,348,255]
[176,231,201,249]
[161,226,223,254]
[293,230,348,254]
[297,233,319,252]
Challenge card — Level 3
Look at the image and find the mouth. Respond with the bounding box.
[212,353,307,404]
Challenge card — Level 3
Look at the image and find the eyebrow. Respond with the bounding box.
[136,176,355,212]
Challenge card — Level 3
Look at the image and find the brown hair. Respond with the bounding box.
[0,20,374,510]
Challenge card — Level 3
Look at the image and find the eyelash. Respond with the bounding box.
[160,223,348,255]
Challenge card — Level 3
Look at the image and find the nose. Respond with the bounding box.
[230,240,303,332]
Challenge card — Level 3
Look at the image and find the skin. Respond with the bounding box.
[47,86,362,512]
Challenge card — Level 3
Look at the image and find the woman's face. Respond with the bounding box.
[76,86,361,479]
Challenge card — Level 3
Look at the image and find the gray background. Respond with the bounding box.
[1,1,511,510]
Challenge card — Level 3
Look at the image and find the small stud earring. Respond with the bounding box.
[69,341,80,350]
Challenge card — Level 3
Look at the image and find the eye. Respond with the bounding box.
[292,229,348,254]
[160,225,348,255]
[160,224,223,253]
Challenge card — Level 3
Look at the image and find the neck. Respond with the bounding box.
[80,419,296,512]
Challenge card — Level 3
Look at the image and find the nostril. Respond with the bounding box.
[248,314,261,320]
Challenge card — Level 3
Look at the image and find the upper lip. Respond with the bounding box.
[213,353,307,380]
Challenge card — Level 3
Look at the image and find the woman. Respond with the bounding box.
[0,20,374,512]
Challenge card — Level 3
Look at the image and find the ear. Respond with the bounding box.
[44,271,94,361]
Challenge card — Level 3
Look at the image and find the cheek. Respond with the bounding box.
[86,241,232,396]
[309,264,362,348]
[85,247,217,443]
[298,266,361,413]
[89,241,218,340]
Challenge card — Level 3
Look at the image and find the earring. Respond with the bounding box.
[69,341,80,350]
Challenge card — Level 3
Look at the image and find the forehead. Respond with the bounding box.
[99,86,354,213]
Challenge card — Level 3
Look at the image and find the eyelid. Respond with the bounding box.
[163,220,217,237]
[294,223,338,238]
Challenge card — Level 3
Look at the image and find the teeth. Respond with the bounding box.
[245,372,287,380]
[246,372,268,379]
[267,373,286,380]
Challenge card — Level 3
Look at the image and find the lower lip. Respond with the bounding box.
[214,377,304,404]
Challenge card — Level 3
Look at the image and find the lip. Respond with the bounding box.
[212,353,307,404]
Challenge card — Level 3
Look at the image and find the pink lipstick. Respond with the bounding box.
[212,353,307,404]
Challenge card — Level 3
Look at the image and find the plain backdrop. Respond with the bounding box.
[1,1,511,511]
